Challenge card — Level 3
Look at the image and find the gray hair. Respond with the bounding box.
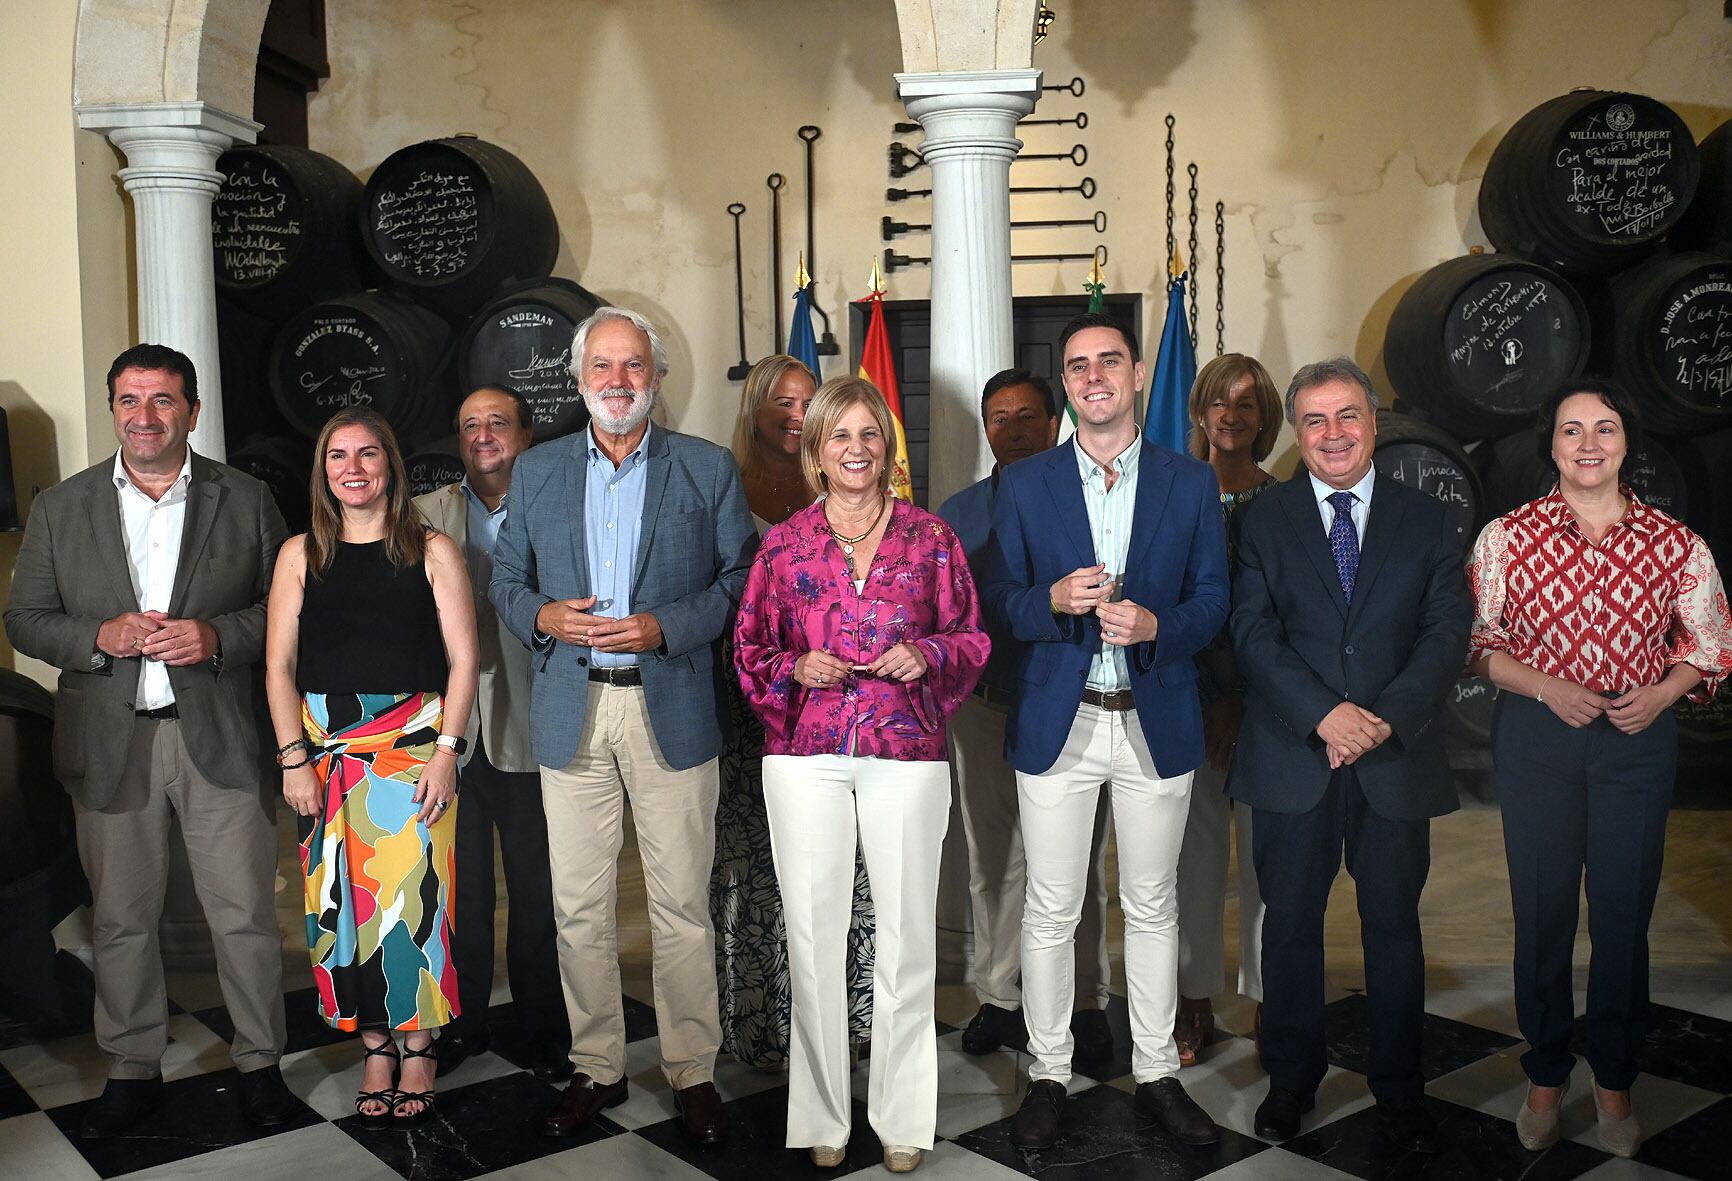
[568,306,671,390]
[1283,356,1380,424]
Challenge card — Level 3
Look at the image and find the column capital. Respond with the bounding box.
[75,100,261,143]
[77,103,259,196]
[895,68,1043,105]
[896,69,1041,163]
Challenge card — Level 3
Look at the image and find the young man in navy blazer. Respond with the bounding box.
[1227,358,1470,1152]
[983,313,1229,1149]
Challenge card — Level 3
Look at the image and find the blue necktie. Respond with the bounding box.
[1327,490,1359,603]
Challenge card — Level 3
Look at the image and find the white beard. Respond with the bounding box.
[584,384,654,435]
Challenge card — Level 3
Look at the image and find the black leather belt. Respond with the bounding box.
[588,666,642,687]
[1080,687,1134,712]
[135,704,179,720]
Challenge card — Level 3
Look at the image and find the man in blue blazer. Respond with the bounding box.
[1227,358,1470,1152]
[491,307,756,1147]
[983,313,1229,1150]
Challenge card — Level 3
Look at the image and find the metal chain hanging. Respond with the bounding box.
[1163,114,1176,271]
[1187,162,1200,347]
[1214,200,1226,356]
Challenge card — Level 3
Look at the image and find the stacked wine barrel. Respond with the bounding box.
[213,135,603,520]
[1380,89,1732,783]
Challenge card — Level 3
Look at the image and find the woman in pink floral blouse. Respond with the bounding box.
[735,376,988,1173]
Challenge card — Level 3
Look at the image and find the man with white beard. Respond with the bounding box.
[491,307,757,1146]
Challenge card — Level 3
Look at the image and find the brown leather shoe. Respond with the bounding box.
[1011,1079,1066,1149]
[541,1071,628,1137]
[673,1080,729,1147]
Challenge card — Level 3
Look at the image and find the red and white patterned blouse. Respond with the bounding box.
[1466,487,1731,702]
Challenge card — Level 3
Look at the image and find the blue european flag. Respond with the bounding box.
[788,284,821,380]
[1145,269,1195,452]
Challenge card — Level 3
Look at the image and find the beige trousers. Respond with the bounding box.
[950,694,1111,1011]
[72,718,285,1079]
[540,683,721,1088]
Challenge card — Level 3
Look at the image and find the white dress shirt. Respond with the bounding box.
[1076,430,1142,691]
[1307,464,1377,548]
[113,450,193,709]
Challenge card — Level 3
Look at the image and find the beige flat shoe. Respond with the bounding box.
[884,1145,923,1172]
[808,1145,845,1168]
[1515,1079,1568,1151]
[1593,1083,1640,1159]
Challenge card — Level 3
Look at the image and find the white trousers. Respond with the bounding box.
[1019,705,1192,1084]
[1176,760,1265,1001]
[763,754,951,1150]
[951,695,1112,1011]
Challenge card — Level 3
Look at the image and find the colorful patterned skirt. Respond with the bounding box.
[299,691,459,1032]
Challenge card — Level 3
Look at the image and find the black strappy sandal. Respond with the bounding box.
[356,1040,399,1125]
[391,1042,438,1126]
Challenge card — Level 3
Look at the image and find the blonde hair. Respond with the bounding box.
[306,408,425,579]
[1188,353,1282,462]
[731,355,816,481]
[799,376,896,499]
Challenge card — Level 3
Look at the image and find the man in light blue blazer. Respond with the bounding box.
[982,312,1229,1151]
[491,307,755,1147]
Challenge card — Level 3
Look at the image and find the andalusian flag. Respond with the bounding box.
[788,253,821,379]
[857,260,914,500]
[1146,248,1196,451]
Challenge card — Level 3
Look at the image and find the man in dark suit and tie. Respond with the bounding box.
[983,313,1229,1149]
[1227,357,1471,1151]
[5,344,295,1138]
[491,307,756,1147]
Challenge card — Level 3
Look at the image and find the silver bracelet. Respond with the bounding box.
[1536,676,1549,704]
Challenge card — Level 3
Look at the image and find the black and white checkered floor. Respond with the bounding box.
[3,955,1729,1181]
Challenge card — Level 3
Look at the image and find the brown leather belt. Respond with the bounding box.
[1080,687,1134,712]
[588,666,642,687]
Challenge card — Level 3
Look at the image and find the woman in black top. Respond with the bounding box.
[264,407,478,1125]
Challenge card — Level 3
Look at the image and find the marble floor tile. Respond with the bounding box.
[1200,1147,1367,1180]
[0,1012,231,1109]
[111,1121,400,1181]
[282,1035,535,1124]
[0,1111,101,1180]
[0,1057,40,1119]
[1570,1005,1732,1094]
[633,1083,882,1180]
[1324,992,1521,1082]
[192,986,352,1057]
[1636,1096,1732,1181]
[484,1133,715,1179]
[336,1070,608,1181]
[954,1078,1269,1179]
[1575,1160,1700,1181]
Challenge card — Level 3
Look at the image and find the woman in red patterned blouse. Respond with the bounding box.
[1466,379,1731,1160]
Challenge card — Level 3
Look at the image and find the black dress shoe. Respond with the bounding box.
[1253,1085,1315,1141]
[81,1076,164,1140]
[1136,1077,1220,1146]
[542,1072,628,1137]
[1071,1008,1114,1065]
[673,1081,729,1148]
[961,1003,1028,1054]
[1012,1079,1067,1149]
[435,1029,490,1077]
[236,1065,299,1126]
[1377,1099,1440,1154]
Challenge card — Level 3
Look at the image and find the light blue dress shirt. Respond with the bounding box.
[1307,464,1377,547]
[459,478,508,591]
[1077,431,1142,691]
[586,423,651,667]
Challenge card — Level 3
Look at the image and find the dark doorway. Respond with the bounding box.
[253,0,329,146]
[849,294,1144,506]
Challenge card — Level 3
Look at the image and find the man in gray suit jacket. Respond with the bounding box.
[415,385,568,1080]
[492,308,755,1147]
[5,345,295,1138]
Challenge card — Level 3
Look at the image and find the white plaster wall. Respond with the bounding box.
[0,0,134,683]
[304,0,1732,467]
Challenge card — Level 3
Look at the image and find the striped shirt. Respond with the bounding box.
[1076,431,1142,690]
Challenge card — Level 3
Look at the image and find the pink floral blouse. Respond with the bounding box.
[734,499,989,761]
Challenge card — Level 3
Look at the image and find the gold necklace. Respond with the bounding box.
[825,495,888,559]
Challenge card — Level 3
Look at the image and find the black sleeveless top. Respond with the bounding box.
[297,539,448,694]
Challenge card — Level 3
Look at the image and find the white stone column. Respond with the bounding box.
[75,102,260,461]
[897,69,1040,508]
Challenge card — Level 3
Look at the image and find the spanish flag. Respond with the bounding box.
[856,264,914,501]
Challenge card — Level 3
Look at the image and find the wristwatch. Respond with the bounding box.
[435,734,468,756]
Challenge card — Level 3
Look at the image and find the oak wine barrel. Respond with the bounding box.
[1371,411,1484,551]
[459,278,601,441]
[1479,90,1699,275]
[1476,429,1697,528]
[1670,117,1732,255]
[405,437,467,498]
[362,136,559,321]
[228,435,314,535]
[1597,251,1732,434]
[1385,252,1590,439]
[213,145,369,321]
[268,292,455,451]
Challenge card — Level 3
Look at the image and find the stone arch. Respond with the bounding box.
[73,0,270,116]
